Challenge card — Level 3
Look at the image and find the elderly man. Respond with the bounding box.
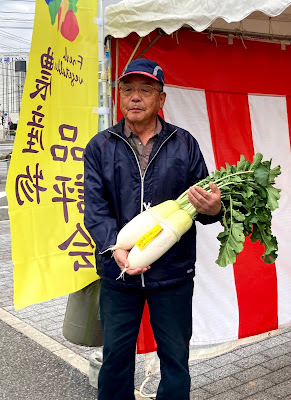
[84,58,221,400]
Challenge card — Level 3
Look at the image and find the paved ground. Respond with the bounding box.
[1,139,291,399]
[0,139,12,179]
[0,319,97,400]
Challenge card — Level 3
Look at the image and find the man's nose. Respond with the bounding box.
[131,89,142,100]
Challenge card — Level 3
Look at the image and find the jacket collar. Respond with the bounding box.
[110,115,176,139]
[123,117,162,138]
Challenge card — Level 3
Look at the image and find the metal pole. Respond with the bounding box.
[2,62,4,116]
[6,63,9,138]
[98,0,109,129]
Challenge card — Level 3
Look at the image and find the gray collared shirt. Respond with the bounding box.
[124,118,162,175]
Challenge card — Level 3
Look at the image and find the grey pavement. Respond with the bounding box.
[1,139,291,399]
[0,139,13,181]
[0,319,97,400]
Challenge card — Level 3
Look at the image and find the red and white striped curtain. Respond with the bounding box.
[112,29,291,354]
[164,88,290,346]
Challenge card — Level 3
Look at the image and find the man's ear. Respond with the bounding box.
[159,92,166,109]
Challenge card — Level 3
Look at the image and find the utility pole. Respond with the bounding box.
[2,62,4,117]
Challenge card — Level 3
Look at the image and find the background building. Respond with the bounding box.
[0,52,29,127]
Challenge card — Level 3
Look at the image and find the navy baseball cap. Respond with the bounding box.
[118,59,164,86]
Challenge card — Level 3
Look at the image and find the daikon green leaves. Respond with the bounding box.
[175,153,281,267]
[202,153,281,267]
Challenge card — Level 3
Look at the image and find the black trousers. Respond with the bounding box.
[97,279,194,400]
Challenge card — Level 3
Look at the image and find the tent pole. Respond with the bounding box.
[107,38,113,126]
[98,0,109,129]
[123,37,144,70]
[204,28,291,45]
[113,39,119,125]
[136,33,163,58]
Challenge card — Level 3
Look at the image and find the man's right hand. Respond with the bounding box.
[113,248,151,275]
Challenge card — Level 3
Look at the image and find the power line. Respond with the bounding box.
[0,18,34,21]
[0,28,32,39]
[0,40,21,48]
[4,0,35,2]
[0,52,29,55]
[0,10,35,14]
[0,28,31,37]
[0,45,24,51]
[0,50,29,54]
[1,45,31,52]
[0,30,31,44]
[0,50,30,54]
[0,41,30,49]
[0,43,27,49]
[0,26,33,29]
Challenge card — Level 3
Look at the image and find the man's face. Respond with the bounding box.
[119,75,166,126]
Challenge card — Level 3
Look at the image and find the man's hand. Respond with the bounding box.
[113,248,151,275]
[188,182,221,215]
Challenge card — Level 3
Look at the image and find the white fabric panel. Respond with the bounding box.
[104,0,291,38]
[248,94,291,328]
[163,86,216,172]
[191,238,239,344]
[163,86,239,344]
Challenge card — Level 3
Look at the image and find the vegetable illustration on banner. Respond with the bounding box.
[46,0,80,42]
[6,0,99,310]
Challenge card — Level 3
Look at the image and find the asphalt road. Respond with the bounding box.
[0,319,98,400]
[0,143,13,155]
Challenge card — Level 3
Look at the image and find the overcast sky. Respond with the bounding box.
[0,0,35,54]
[0,0,124,54]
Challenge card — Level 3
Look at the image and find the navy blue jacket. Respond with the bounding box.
[84,117,220,289]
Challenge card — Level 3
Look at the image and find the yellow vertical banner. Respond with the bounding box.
[6,0,99,310]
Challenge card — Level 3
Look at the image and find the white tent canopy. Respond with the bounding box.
[104,0,291,39]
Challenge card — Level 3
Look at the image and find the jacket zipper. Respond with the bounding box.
[109,129,178,287]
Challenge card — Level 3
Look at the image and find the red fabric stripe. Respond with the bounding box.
[206,91,278,338]
[158,108,165,119]
[234,239,278,337]
[112,30,291,95]
[286,96,291,150]
[136,301,157,354]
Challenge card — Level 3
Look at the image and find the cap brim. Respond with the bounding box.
[118,71,160,82]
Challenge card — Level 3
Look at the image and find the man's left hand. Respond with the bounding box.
[188,182,221,215]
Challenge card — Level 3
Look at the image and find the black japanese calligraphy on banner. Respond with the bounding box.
[59,223,94,271]
[30,47,54,101]
[15,163,47,205]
